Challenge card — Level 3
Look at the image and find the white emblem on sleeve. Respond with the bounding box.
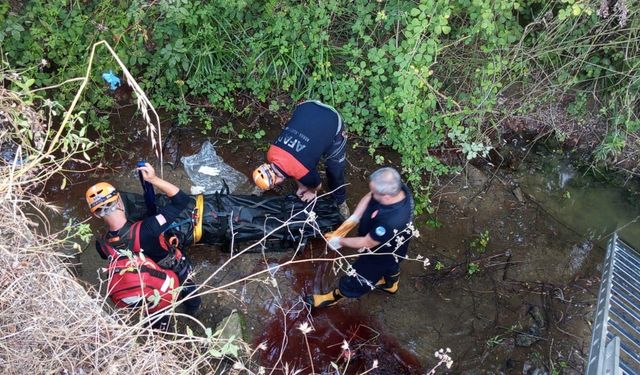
[155,214,167,226]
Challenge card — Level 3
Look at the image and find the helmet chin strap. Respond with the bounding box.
[100,200,125,218]
[270,163,284,179]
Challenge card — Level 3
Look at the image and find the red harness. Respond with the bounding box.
[100,222,180,314]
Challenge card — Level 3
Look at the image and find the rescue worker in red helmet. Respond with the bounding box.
[86,163,201,316]
[253,100,350,218]
[304,167,415,309]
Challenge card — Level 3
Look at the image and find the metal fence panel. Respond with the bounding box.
[587,234,640,375]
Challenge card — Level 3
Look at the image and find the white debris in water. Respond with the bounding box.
[198,165,221,176]
[182,141,248,194]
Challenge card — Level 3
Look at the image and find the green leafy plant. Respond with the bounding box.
[217,122,235,136]
[550,359,569,375]
[238,128,266,141]
[64,220,94,252]
[425,218,442,228]
[254,129,266,140]
[4,0,639,214]
[470,230,490,253]
[467,262,480,276]
[567,92,588,118]
[594,131,626,162]
[486,335,504,348]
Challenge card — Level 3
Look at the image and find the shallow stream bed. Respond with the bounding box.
[50,111,640,374]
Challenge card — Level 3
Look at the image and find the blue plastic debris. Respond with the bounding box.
[1,150,26,165]
[101,70,121,91]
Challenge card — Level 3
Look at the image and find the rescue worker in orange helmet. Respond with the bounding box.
[304,167,415,309]
[86,163,201,316]
[253,100,350,218]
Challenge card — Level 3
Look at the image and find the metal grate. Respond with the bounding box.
[587,233,640,375]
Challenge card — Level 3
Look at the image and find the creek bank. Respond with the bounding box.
[403,161,599,373]
[490,104,640,181]
[59,110,614,373]
[484,132,640,249]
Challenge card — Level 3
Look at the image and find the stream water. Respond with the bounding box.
[515,148,640,250]
[50,111,640,373]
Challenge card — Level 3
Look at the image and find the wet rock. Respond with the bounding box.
[0,146,27,165]
[515,323,541,347]
[567,241,593,273]
[528,305,546,329]
[163,121,182,170]
[461,370,484,375]
[489,141,521,170]
[214,310,246,358]
[512,186,525,203]
[557,163,575,188]
[523,361,549,375]
[514,234,524,244]
[505,358,515,369]
[502,337,516,352]
[515,305,547,347]
[465,164,488,188]
[529,323,541,336]
[515,332,538,347]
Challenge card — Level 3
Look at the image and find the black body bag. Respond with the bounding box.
[120,190,344,252]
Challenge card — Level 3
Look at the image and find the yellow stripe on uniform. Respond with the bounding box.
[194,194,204,243]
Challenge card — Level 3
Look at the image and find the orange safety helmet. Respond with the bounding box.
[253,163,278,190]
[86,182,120,214]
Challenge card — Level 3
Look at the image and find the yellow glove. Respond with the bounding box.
[325,215,359,240]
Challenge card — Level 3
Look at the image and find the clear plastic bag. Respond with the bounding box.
[181,141,248,194]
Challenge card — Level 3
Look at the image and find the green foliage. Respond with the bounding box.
[467,262,481,276]
[425,218,443,228]
[3,0,639,213]
[0,0,122,136]
[64,219,93,253]
[203,325,240,359]
[513,0,639,168]
[1,66,96,195]
[470,230,490,253]
[550,359,569,375]
[567,92,588,118]
[594,131,626,162]
[236,127,268,150]
[434,260,445,271]
[486,334,504,348]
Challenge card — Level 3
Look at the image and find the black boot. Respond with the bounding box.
[375,272,400,294]
[304,289,343,309]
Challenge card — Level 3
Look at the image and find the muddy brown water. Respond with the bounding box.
[253,248,424,374]
[46,109,640,373]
